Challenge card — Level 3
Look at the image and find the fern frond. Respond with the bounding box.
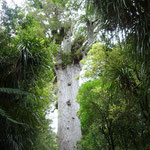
[0,108,23,125]
[0,88,29,95]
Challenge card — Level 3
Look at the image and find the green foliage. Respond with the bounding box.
[0,88,29,95]
[60,35,86,68]
[87,0,150,65]
[72,35,86,59]
[0,0,23,34]
[0,107,23,125]
[61,51,72,68]
[78,42,150,150]
[26,0,72,40]
[0,2,58,149]
[71,35,85,54]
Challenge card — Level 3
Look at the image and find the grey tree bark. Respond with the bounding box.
[55,30,82,149]
[56,64,81,150]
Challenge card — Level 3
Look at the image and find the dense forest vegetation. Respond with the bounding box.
[0,0,57,149]
[77,0,150,149]
[0,0,150,149]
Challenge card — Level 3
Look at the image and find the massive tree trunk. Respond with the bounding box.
[56,64,82,150]
[54,19,96,148]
